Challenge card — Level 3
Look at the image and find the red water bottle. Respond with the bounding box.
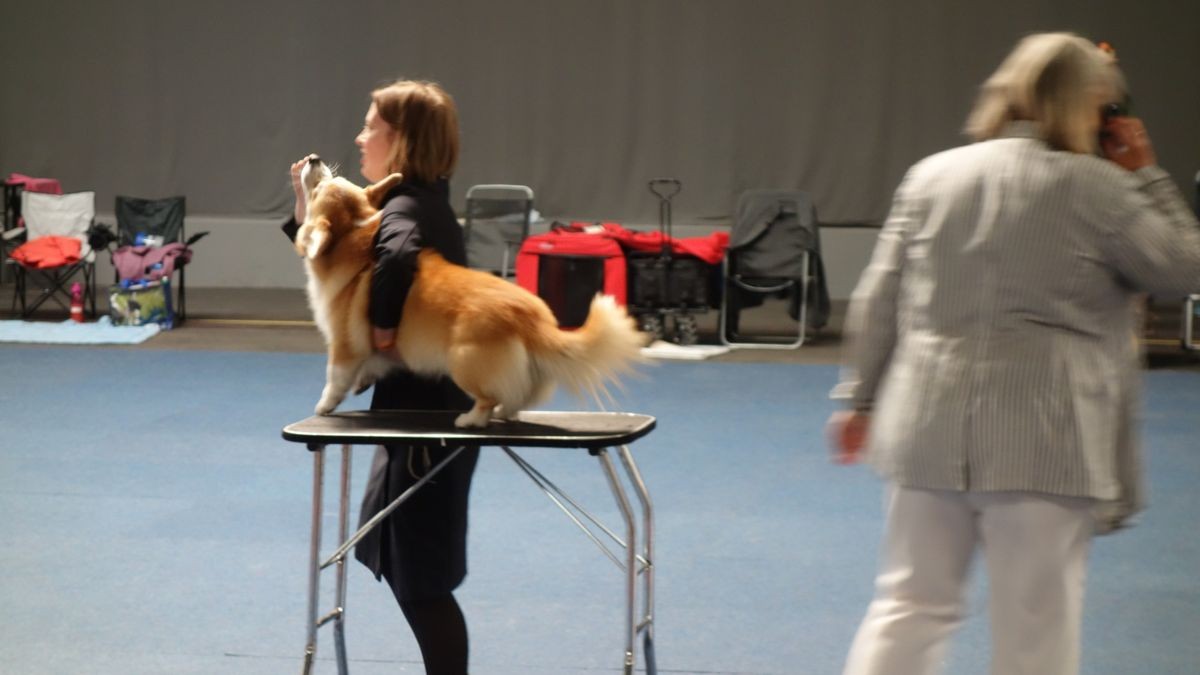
[70,282,84,323]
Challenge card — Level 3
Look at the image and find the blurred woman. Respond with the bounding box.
[829,33,1200,675]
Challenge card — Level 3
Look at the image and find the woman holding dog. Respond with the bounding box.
[828,33,1200,674]
[284,79,476,675]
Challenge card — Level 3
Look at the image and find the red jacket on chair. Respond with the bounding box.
[10,235,81,268]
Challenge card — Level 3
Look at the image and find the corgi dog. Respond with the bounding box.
[293,158,645,427]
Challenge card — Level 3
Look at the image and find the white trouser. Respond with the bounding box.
[843,486,1094,675]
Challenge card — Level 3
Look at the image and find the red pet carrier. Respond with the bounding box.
[516,231,626,329]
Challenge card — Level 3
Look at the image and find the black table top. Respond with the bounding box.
[282,410,656,450]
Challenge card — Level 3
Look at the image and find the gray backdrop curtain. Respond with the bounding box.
[1,0,1196,225]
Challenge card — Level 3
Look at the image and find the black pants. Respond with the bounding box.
[383,567,470,675]
[355,444,480,674]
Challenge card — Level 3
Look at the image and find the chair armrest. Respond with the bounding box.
[184,230,210,247]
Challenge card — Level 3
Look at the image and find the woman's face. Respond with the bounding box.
[356,103,395,183]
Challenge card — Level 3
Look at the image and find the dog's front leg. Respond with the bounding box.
[316,358,360,415]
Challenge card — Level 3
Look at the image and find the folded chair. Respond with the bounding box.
[5,191,97,318]
[463,184,534,279]
[1186,173,1200,350]
[112,195,204,324]
[719,189,829,348]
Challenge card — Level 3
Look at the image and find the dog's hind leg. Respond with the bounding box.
[447,340,527,428]
[455,398,497,428]
[494,375,554,421]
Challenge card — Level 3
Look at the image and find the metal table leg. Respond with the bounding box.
[301,445,353,675]
[619,445,657,674]
[300,443,468,673]
[597,448,638,675]
[332,445,352,674]
[506,444,657,674]
[301,444,325,675]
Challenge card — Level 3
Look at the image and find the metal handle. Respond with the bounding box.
[648,179,682,246]
[647,179,681,202]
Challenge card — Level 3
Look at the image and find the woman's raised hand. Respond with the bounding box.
[1101,117,1156,172]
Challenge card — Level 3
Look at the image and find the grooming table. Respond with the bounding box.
[282,410,658,675]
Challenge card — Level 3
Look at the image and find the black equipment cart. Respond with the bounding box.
[625,179,718,345]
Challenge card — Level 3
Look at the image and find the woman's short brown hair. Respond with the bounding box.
[964,32,1126,154]
[371,79,460,183]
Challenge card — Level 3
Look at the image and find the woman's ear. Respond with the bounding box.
[294,216,332,259]
[365,173,404,207]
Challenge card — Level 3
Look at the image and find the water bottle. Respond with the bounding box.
[70,282,84,323]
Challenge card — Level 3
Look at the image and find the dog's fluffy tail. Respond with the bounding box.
[529,295,646,406]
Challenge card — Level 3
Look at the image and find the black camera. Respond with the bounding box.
[1099,97,1132,144]
[1102,100,1130,124]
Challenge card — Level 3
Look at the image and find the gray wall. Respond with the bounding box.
[3,1,1197,296]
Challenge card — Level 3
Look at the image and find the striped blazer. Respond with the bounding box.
[832,122,1200,532]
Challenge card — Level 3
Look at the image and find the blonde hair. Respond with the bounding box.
[965,32,1126,153]
[371,79,460,183]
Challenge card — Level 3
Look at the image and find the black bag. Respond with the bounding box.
[626,253,711,311]
[536,254,607,329]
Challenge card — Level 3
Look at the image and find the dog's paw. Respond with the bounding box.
[454,410,491,428]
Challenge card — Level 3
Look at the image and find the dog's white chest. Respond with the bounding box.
[303,261,334,341]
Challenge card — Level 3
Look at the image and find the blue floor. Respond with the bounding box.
[1,347,1197,674]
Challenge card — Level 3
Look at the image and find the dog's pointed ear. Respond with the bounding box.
[365,173,404,208]
[294,216,332,260]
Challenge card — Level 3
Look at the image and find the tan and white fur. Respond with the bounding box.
[294,158,645,427]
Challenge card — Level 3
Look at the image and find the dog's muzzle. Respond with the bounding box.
[300,157,332,195]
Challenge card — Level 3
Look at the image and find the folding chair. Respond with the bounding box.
[1183,172,1200,351]
[5,191,97,318]
[719,189,829,348]
[463,184,534,279]
[113,195,203,324]
[1,174,63,284]
[1183,294,1200,351]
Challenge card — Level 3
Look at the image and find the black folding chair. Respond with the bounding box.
[719,189,829,348]
[0,182,23,284]
[113,195,205,324]
[463,184,534,279]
